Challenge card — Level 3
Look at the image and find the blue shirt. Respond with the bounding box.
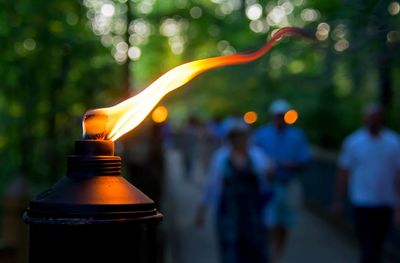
[252,124,310,182]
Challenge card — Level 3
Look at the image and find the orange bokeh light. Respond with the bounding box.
[284,109,298,125]
[243,111,258,124]
[152,106,168,123]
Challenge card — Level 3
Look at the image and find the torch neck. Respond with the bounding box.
[67,155,121,178]
[74,140,114,156]
[67,140,121,178]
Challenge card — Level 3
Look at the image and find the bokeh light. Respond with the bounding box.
[284,109,298,125]
[316,22,330,41]
[128,46,141,60]
[300,8,320,22]
[250,20,267,33]
[267,6,287,26]
[281,1,294,14]
[152,106,169,123]
[387,30,400,43]
[101,3,115,17]
[334,39,349,52]
[190,6,203,19]
[388,1,400,15]
[138,0,154,14]
[332,24,347,40]
[23,38,36,51]
[288,60,305,74]
[246,4,263,21]
[160,19,179,37]
[116,41,128,53]
[217,40,236,55]
[243,111,258,124]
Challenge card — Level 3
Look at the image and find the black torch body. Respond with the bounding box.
[23,140,162,263]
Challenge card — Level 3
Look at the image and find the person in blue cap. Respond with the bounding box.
[252,99,310,263]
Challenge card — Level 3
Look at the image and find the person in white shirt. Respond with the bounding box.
[196,119,272,263]
[333,103,400,263]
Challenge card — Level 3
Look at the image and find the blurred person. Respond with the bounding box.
[219,113,242,140]
[252,99,310,263]
[197,120,219,182]
[332,104,400,263]
[196,119,272,263]
[178,116,201,180]
[208,115,225,143]
[160,121,174,150]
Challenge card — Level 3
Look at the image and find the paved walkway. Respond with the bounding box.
[161,149,359,263]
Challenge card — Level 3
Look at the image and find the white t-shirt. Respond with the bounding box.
[339,128,400,207]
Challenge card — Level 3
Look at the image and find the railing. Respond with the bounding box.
[301,148,400,260]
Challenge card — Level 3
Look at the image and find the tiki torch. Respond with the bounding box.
[23,27,313,263]
[23,139,162,263]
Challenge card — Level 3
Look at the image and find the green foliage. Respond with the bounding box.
[1,0,400,188]
[0,0,121,187]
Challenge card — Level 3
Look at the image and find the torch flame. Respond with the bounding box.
[83,27,312,141]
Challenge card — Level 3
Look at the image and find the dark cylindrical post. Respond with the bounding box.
[23,140,162,263]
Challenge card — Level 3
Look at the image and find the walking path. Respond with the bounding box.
[162,149,359,263]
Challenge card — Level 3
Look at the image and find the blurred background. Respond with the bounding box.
[1,0,400,262]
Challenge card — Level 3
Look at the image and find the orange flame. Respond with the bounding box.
[83,27,312,141]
